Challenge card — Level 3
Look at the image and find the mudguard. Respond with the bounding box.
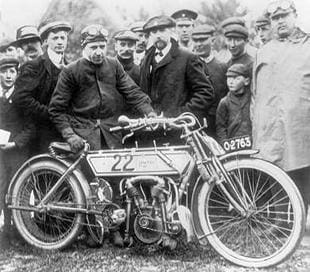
[5,154,91,205]
[218,149,259,161]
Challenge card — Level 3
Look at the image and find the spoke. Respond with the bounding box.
[257,194,290,213]
[248,222,272,255]
[255,180,279,204]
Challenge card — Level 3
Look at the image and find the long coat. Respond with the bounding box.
[48,57,153,150]
[12,51,63,153]
[252,28,310,171]
[140,40,214,120]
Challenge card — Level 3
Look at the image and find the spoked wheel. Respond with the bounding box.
[193,158,305,268]
[11,160,85,250]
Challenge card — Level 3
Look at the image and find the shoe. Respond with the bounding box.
[111,231,124,247]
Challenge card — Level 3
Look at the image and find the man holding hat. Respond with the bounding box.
[252,0,310,209]
[114,30,140,85]
[221,17,253,72]
[255,15,273,45]
[192,24,229,137]
[11,25,43,63]
[12,20,72,154]
[0,58,34,243]
[171,9,198,50]
[130,21,149,65]
[0,38,18,58]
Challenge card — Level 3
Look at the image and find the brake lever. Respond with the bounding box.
[121,131,134,144]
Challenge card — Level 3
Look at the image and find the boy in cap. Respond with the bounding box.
[192,24,229,137]
[0,58,34,244]
[0,38,18,58]
[11,25,43,62]
[12,20,72,155]
[130,21,149,65]
[255,15,273,45]
[216,63,251,143]
[171,9,198,50]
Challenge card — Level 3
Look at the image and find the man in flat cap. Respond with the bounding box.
[11,25,43,63]
[114,30,140,85]
[222,18,253,73]
[192,24,229,137]
[0,58,34,244]
[12,20,72,154]
[255,15,273,45]
[140,15,214,144]
[130,21,149,65]
[252,0,310,210]
[0,38,18,59]
[171,9,198,50]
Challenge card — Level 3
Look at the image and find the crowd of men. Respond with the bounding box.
[0,0,309,247]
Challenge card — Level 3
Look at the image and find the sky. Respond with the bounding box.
[1,0,310,32]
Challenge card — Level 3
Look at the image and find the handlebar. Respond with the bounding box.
[110,113,197,133]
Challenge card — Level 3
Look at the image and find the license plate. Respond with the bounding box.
[222,136,252,152]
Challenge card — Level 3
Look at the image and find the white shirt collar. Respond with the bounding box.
[155,42,172,63]
[203,51,215,64]
[0,86,14,101]
[47,47,64,68]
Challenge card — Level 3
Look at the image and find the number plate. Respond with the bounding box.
[222,135,252,153]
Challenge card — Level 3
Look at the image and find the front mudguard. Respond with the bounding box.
[5,153,91,206]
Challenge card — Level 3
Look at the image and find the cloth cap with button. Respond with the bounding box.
[0,38,16,52]
[12,25,41,47]
[224,24,249,39]
[255,15,271,28]
[171,9,198,21]
[226,63,250,78]
[80,24,109,48]
[192,24,216,38]
[130,21,145,33]
[143,15,176,32]
[114,30,139,41]
[221,17,245,29]
[0,57,19,70]
[39,20,72,41]
[266,0,296,18]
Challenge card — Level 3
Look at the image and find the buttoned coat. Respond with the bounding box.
[48,57,153,150]
[140,40,214,120]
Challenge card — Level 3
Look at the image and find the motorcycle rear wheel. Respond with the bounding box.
[11,160,85,250]
[193,158,305,268]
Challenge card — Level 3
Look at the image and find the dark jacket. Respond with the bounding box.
[140,39,214,120]
[227,52,254,75]
[12,51,64,153]
[216,89,252,143]
[48,57,153,150]
[117,56,140,85]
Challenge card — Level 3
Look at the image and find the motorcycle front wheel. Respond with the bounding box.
[192,158,305,268]
[11,159,85,250]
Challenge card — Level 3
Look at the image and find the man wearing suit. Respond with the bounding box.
[12,21,72,154]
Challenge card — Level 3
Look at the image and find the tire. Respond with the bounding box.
[192,158,306,268]
[11,159,85,250]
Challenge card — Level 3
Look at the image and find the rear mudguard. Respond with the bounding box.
[5,154,91,205]
[218,149,259,161]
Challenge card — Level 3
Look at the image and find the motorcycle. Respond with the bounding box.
[5,113,306,268]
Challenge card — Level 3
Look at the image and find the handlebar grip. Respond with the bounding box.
[110,126,123,132]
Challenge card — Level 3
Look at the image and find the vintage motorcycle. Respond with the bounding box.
[6,113,306,268]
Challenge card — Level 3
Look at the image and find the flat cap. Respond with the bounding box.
[266,0,296,18]
[143,15,176,32]
[255,15,270,27]
[224,24,248,39]
[192,24,216,36]
[221,17,245,29]
[130,21,145,32]
[13,25,41,46]
[39,21,72,41]
[81,24,109,47]
[226,63,249,78]
[171,9,198,21]
[0,38,16,52]
[0,57,19,69]
[114,30,138,41]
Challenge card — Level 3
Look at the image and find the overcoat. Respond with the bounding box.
[49,57,153,150]
[140,40,214,120]
[252,29,310,171]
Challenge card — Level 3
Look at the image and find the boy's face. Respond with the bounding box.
[227,75,250,95]
[46,30,68,54]
[0,66,18,89]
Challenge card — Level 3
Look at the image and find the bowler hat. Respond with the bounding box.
[192,24,216,37]
[171,9,198,21]
[130,21,145,33]
[0,57,19,70]
[226,64,249,77]
[224,24,248,39]
[39,21,72,41]
[12,25,41,47]
[114,30,138,41]
[143,15,176,32]
[0,38,16,52]
[255,15,271,28]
